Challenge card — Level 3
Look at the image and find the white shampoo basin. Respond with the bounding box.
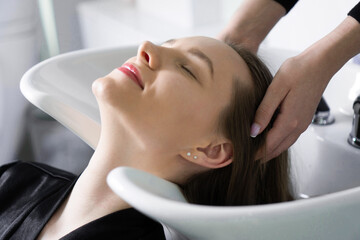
[21,45,360,239]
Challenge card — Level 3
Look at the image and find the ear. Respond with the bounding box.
[181,141,233,169]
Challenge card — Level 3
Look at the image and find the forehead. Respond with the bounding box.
[170,37,241,62]
[171,37,251,83]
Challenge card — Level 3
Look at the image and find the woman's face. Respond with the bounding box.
[93,36,252,153]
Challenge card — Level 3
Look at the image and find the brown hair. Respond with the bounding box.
[182,44,293,206]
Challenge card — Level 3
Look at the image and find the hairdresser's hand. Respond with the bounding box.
[252,16,360,161]
[251,54,330,161]
[217,0,286,53]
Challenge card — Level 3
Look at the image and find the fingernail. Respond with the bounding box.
[250,123,260,138]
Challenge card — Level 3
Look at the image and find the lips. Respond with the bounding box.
[117,63,144,89]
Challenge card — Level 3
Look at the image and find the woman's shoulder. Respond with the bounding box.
[0,161,77,207]
[0,161,77,206]
[0,161,77,239]
[0,161,76,181]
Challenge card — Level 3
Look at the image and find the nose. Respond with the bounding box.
[137,41,161,69]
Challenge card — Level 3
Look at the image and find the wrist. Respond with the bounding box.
[299,16,360,83]
[219,0,285,51]
[218,24,262,52]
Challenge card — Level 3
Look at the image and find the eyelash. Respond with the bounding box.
[181,65,197,80]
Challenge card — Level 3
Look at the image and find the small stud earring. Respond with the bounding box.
[187,152,191,156]
[193,155,198,160]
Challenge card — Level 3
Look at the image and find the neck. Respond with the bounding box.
[52,131,143,232]
[71,130,149,216]
[63,127,189,218]
[52,124,199,236]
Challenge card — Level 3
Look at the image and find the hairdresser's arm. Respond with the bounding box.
[252,15,360,161]
[218,0,287,53]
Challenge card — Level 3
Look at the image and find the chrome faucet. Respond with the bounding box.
[312,96,335,125]
[348,95,360,149]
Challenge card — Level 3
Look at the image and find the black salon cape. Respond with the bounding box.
[0,161,166,240]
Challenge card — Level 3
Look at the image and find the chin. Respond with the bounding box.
[92,77,114,99]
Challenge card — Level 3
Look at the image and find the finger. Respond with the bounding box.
[251,80,289,137]
[254,111,294,161]
[254,127,292,161]
[265,108,297,151]
[265,132,301,161]
[261,125,293,161]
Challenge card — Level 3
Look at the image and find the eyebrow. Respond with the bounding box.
[162,39,176,45]
[162,39,214,78]
[188,48,214,78]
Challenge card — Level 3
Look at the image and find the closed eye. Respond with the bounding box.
[181,65,197,80]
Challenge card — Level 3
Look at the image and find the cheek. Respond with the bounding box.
[154,76,203,118]
[144,82,218,145]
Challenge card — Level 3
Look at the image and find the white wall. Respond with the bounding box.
[39,0,94,55]
[0,0,41,164]
[52,0,91,53]
[77,0,226,48]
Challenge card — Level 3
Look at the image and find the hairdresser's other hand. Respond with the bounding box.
[217,0,286,53]
[251,16,360,161]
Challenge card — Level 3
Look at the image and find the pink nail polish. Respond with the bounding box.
[250,123,260,138]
